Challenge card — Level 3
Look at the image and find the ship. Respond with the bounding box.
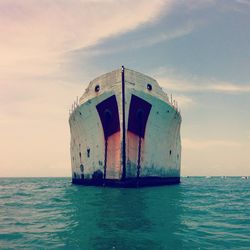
[69,66,182,187]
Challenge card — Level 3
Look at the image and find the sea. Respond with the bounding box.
[0,177,249,250]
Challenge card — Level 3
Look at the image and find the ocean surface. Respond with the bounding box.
[0,177,249,250]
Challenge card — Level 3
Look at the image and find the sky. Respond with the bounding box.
[0,0,249,177]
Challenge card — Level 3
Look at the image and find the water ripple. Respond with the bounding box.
[0,177,249,249]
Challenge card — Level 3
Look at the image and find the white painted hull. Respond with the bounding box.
[69,67,181,186]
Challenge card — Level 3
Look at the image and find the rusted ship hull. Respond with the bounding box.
[69,67,181,187]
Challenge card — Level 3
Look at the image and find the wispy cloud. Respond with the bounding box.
[153,68,250,94]
[164,93,195,110]
[139,21,196,47]
[0,0,171,80]
[160,78,250,93]
[208,83,250,93]
[77,21,196,57]
[183,138,242,150]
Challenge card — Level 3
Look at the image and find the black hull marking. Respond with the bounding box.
[128,94,152,138]
[96,95,120,139]
[72,177,180,188]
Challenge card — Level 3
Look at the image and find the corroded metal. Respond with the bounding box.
[69,67,182,187]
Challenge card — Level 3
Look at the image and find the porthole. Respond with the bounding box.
[147,83,152,91]
[95,85,100,92]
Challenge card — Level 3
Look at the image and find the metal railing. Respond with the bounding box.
[69,96,79,116]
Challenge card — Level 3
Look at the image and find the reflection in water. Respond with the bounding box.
[62,185,184,250]
[91,189,155,250]
[144,186,185,249]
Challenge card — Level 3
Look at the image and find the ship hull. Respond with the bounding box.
[69,67,181,187]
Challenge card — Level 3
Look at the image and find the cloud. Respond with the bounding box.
[174,95,195,109]
[182,138,242,150]
[208,83,250,93]
[155,72,250,94]
[162,93,195,110]
[139,21,196,47]
[0,0,171,80]
[76,21,196,57]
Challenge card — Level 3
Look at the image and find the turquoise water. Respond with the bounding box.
[0,177,249,249]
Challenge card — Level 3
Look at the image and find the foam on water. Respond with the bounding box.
[0,177,250,249]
